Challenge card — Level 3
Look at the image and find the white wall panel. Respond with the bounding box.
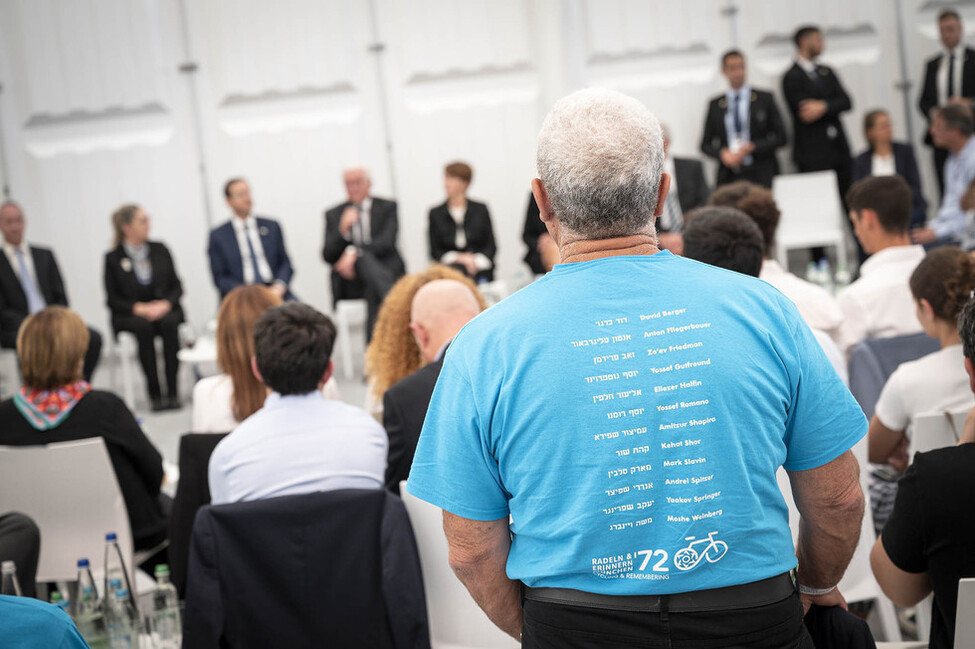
[0,0,212,339]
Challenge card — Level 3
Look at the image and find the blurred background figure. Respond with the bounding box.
[428,162,497,283]
[104,204,185,411]
[852,110,928,229]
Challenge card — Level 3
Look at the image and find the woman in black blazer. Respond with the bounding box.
[428,162,497,282]
[104,204,185,411]
[852,110,928,228]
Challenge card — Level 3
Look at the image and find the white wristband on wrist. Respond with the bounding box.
[798,583,836,596]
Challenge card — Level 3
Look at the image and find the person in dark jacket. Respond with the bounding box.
[852,110,928,229]
[428,162,497,283]
[104,204,185,411]
[0,307,167,551]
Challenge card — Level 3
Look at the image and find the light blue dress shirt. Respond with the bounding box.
[931,135,975,245]
[208,391,387,504]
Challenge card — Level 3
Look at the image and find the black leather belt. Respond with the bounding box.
[523,572,795,613]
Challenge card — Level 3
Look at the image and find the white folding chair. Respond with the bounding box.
[912,410,968,460]
[401,483,519,649]
[335,299,368,381]
[0,438,135,583]
[0,347,19,399]
[955,578,975,647]
[776,433,902,641]
[772,171,850,271]
[112,331,140,411]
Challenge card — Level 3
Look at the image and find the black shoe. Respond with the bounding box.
[150,397,166,412]
[165,396,182,411]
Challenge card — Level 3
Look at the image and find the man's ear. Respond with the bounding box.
[654,173,672,218]
[531,178,554,223]
[409,321,429,351]
[251,356,264,385]
[320,359,334,388]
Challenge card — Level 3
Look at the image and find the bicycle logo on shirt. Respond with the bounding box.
[673,531,728,571]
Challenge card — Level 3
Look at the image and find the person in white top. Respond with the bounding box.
[709,183,844,338]
[208,302,386,505]
[869,247,975,468]
[836,175,926,355]
[192,285,338,433]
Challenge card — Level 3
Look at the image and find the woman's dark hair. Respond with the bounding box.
[909,247,975,322]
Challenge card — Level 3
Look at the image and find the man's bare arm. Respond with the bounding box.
[788,450,864,608]
[443,512,522,640]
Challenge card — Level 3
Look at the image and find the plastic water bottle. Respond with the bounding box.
[816,258,834,294]
[834,264,852,291]
[73,558,109,648]
[1,560,21,596]
[805,261,818,284]
[152,564,182,648]
[49,590,70,613]
[103,532,135,616]
[106,588,138,649]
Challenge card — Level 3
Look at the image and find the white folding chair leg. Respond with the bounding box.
[336,307,355,381]
[117,333,138,411]
[875,594,903,642]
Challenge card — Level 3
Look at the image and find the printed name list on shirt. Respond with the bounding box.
[572,307,728,580]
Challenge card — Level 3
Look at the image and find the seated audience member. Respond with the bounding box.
[428,162,496,282]
[682,206,764,277]
[852,110,928,228]
[0,201,101,381]
[713,183,844,337]
[0,512,39,598]
[0,307,166,552]
[912,104,975,248]
[104,204,185,411]
[364,265,486,419]
[837,176,925,355]
[656,125,710,253]
[192,286,337,433]
[871,297,975,648]
[383,279,482,494]
[869,247,975,467]
[683,206,847,381]
[322,166,406,342]
[0,594,90,649]
[208,303,386,504]
[522,194,559,275]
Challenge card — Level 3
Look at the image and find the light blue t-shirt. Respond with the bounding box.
[407,252,866,595]
[0,595,90,648]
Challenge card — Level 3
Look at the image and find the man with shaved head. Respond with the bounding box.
[407,88,866,647]
[383,279,482,494]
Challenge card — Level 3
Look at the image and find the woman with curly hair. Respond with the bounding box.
[364,264,486,418]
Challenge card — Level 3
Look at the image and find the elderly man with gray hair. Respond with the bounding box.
[407,88,865,648]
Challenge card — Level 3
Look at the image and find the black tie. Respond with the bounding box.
[948,53,957,99]
[733,93,742,135]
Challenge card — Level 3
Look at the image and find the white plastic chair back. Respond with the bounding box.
[776,433,902,641]
[0,438,135,583]
[400,482,519,649]
[771,171,849,271]
[912,410,967,460]
[956,578,975,647]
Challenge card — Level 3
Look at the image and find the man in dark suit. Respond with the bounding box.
[207,178,295,301]
[918,8,975,197]
[701,50,787,188]
[782,25,853,203]
[0,201,101,380]
[656,126,710,253]
[322,166,405,341]
[382,278,481,494]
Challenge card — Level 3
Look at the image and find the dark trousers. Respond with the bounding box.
[932,145,948,199]
[522,592,814,649]
[114,312,181,400]
[0,512,40,598]
[335,251,399,343]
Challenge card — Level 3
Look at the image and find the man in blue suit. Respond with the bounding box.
[208,178,295,301]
